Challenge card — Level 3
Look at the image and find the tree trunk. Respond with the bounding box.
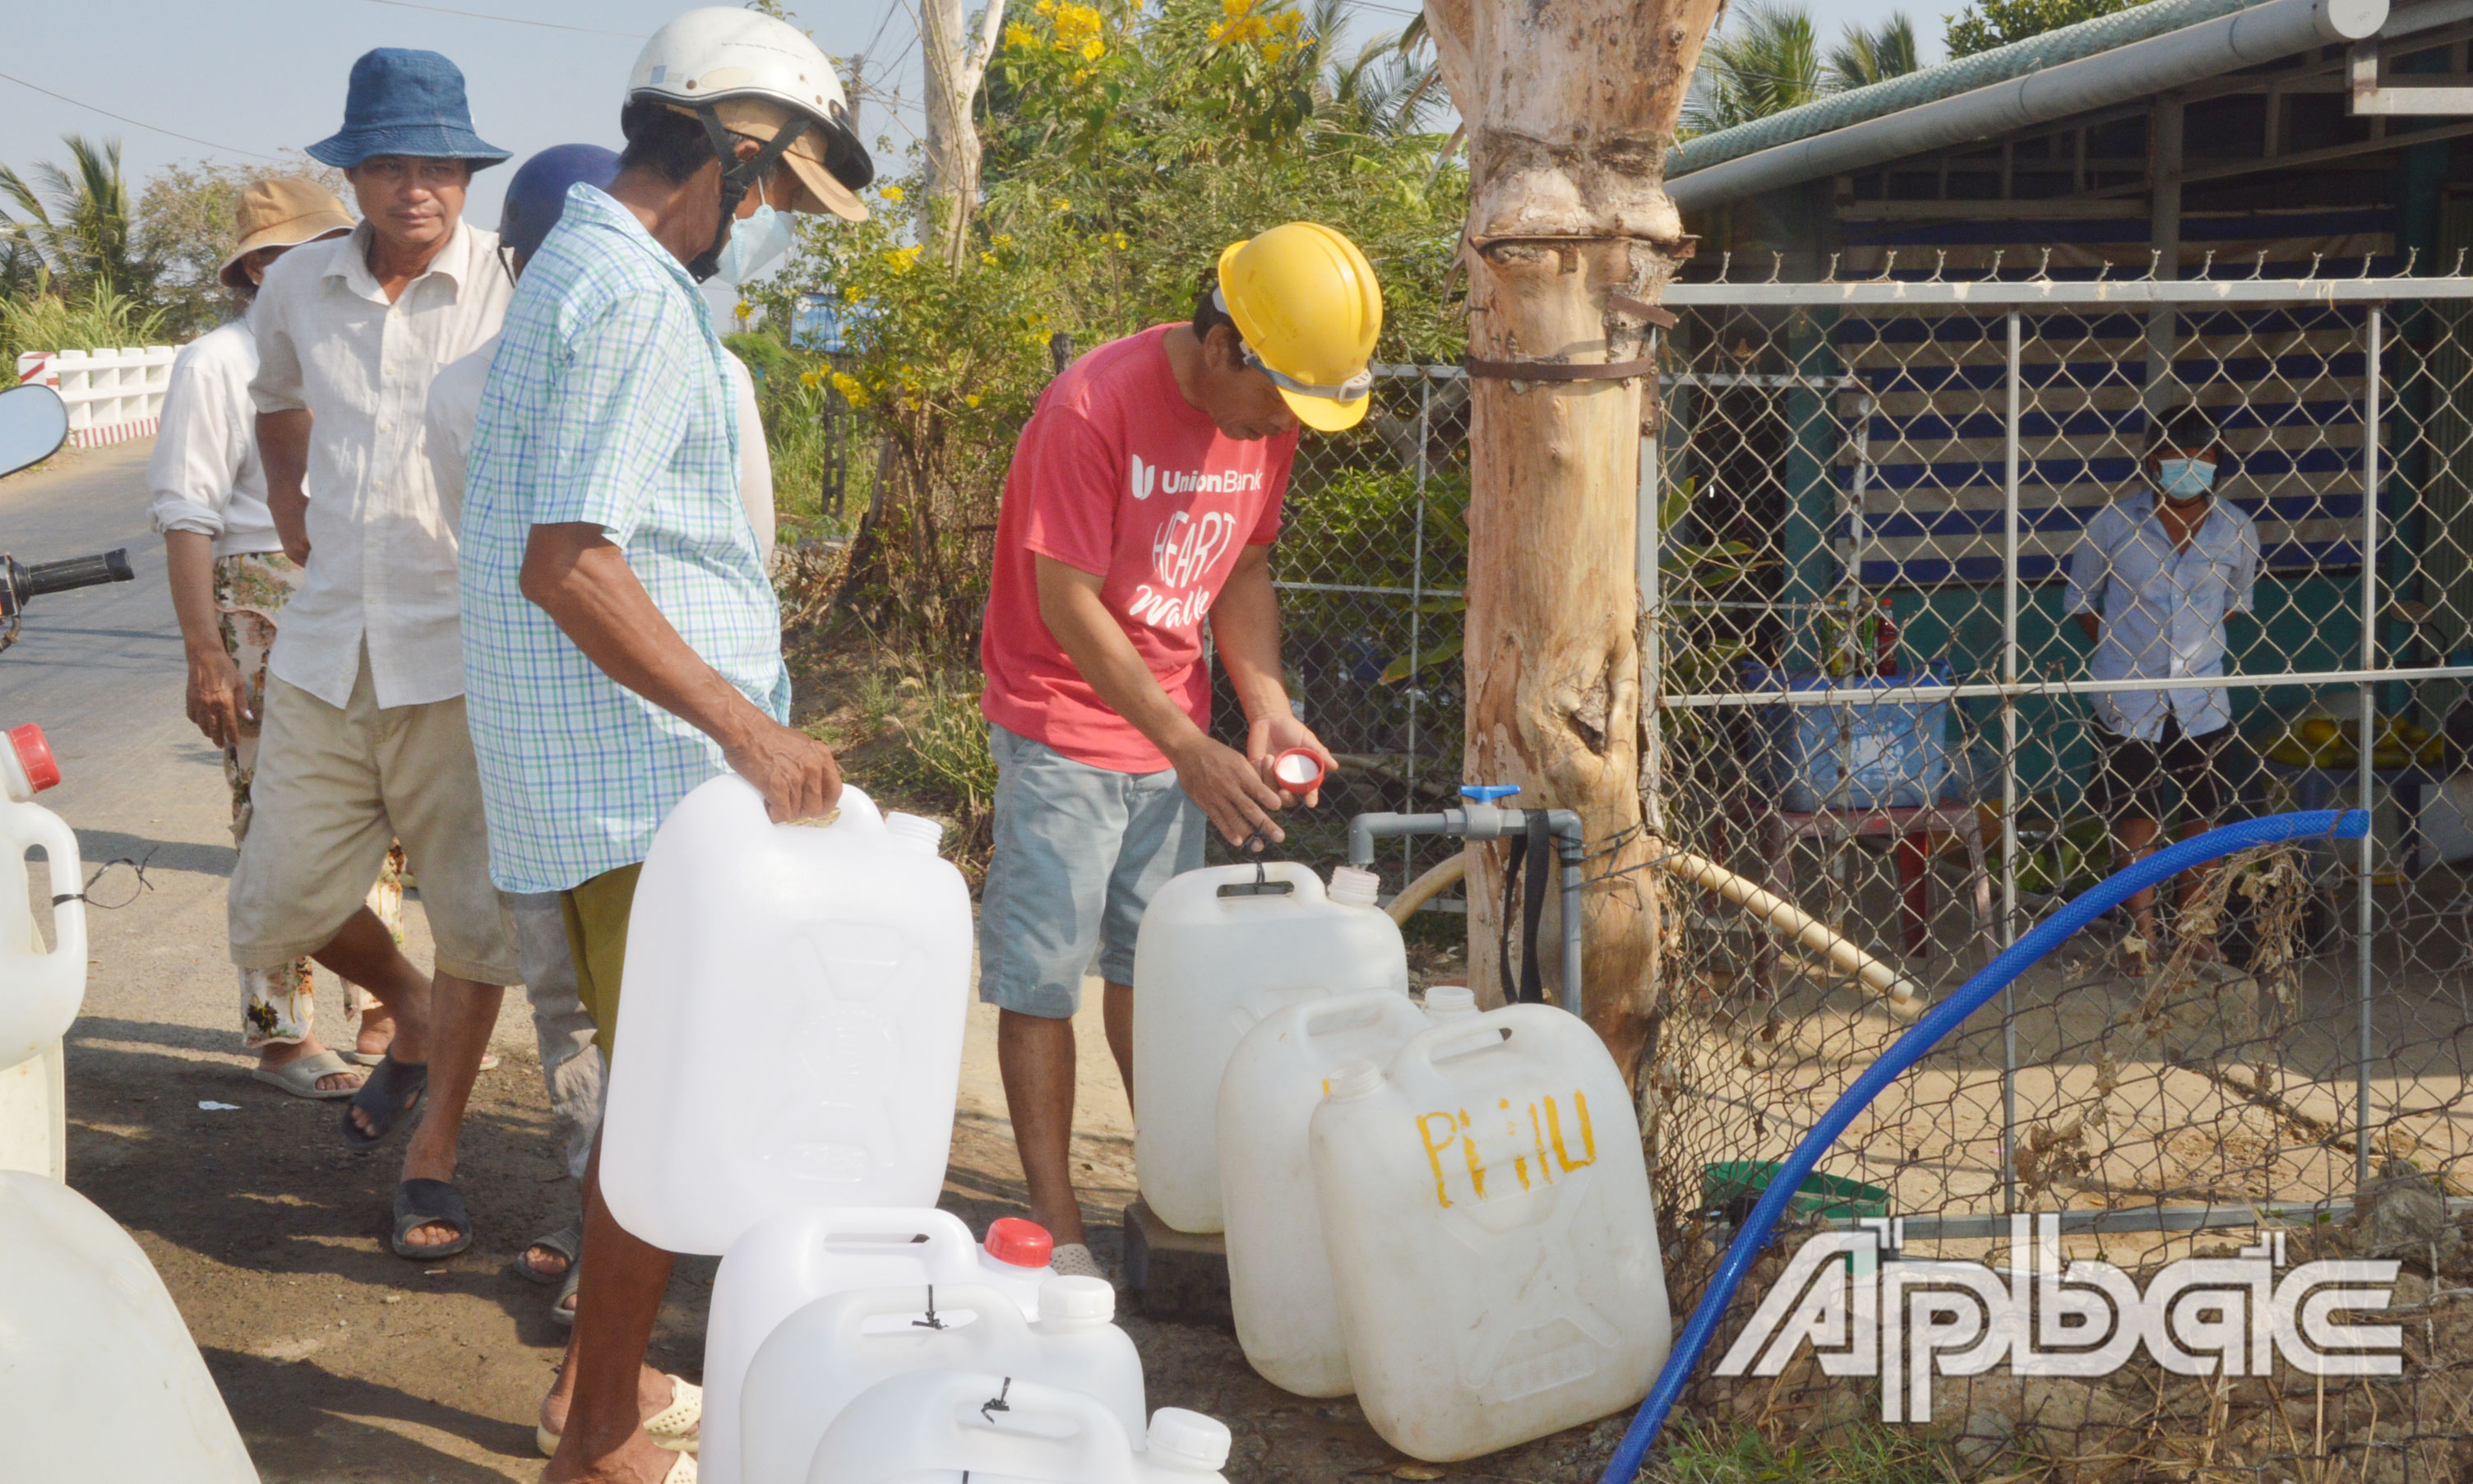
[1421,0,1719,1077]
[920,0,1009,266]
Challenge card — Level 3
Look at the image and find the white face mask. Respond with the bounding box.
[711,202,796,286]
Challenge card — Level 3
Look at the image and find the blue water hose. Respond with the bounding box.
[1600,808,2369,1482]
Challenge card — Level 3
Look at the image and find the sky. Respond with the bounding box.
[0,0,1952,233]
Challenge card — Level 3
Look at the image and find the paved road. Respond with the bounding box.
[1,441,577,1482]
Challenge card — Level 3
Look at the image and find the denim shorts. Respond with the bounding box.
[978,723,1204,1019]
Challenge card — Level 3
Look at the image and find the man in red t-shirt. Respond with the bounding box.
[979,223,1383,1273]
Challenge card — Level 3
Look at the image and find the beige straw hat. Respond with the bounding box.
[218,178,357,289]
[696,99,868,223]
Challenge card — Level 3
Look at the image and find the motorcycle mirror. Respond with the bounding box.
[0,385,70,480]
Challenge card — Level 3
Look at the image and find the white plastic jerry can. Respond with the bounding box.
[0,1171,259,1482]
[0,724,81,1180]
[599,778,973,1255]
[742,1278,1144,1484]
[1132,862,1407,1233]
[1310,1005,1672,1462]
[1218,987,1477,1398]
[704,1208,1060,1484]
[807,1370,1231,1484]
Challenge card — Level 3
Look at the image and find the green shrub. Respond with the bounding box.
[0,277,169,377]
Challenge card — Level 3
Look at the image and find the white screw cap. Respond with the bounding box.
[1423,983,1477,1019]
[1324,1057,1383,1101]
[1036,1274,1116,1325]
[883,811,945,855]
[1326,865,1380,908]
[1146,1408,1232,1471]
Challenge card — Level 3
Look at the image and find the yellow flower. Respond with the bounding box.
[992,233,1014,248]
[1079,35,1104,60]
[1003,21,1036,48]
[1261,40,1283,62]
[1221,0,1247,17]
[881,244,923,273]
[1112,232,1129,249]
[799,369,822,387]
[1206,19,1226,40]
[880,183,905,203]
[829,371,871,408]
[980,251,998,266]
[1273,8,1301,33]
[964,394,982,408]
[733,299,752,321]
[1033,0,1054,12]
[1051,196,1071,212]
[843,285,862,302]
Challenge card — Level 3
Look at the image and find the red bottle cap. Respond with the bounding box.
[983,1217,1054,1269]
[1272,747,1324,794]
[7,724,59,793]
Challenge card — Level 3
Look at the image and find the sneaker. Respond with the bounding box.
[1052,1241,1108,1279]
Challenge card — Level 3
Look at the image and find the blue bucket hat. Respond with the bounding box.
[307,49,511,170]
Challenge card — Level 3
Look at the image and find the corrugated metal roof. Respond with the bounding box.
[1668,0,2269,179]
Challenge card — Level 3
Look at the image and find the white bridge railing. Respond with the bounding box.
[13,346,180,448]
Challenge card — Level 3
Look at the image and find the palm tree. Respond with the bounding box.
[1685,2,1823,136]
[1827,13,1921,90]
[0,134,150,298]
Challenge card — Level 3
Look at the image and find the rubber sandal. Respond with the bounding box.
[249,1047,363,1101]
[536,1374,701,1457]
[391,1177,473,1260]
[340,1053,427,1148]
[345,1047,497,1070]
[515,1223,580,1286]
[552,1257,580,1328]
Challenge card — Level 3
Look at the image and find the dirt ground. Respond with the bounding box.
[67,908,1624,1483]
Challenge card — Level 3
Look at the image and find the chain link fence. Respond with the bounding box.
[1205,367,1472,895]
[1645,263,2473,1480]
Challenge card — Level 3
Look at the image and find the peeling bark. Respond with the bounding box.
[1422,0,1719,1078]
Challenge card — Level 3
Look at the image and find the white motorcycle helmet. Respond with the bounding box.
[626,7,875,275]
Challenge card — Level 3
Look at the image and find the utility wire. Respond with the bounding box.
[357,0,648,38]
[0,69,279,158]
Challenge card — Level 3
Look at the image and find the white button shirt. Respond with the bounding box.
[424,333,775,567]
[248,219,514,708]
[147,310,283,558]
[2064,492,2259,742]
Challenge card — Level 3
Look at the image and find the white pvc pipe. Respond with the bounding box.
[1383,846,1930,1015]
[1657,848,1931,1016]
[1669,0,2389,212]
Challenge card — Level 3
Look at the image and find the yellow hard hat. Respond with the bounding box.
[1214,222,1384,432]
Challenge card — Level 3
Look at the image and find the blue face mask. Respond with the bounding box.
[2156,456,2216,500]
[711,202,796,287]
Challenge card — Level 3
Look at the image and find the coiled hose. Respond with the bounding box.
[1597,807,2369,1482]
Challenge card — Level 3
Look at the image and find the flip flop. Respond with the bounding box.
[345,1047,497,1070]
[391,1177,474,1260]
[249,1048,363,1101]
[340,1053,427,1148]
[552,1257,580,1328]
[515,1223,581,1286]
[536,1374,700,1457]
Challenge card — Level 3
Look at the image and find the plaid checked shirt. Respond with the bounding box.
[460,184,787,894]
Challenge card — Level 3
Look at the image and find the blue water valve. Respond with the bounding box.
[1459,784,1521,802]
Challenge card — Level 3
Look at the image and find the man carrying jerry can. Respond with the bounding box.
[977,223,1384,1275]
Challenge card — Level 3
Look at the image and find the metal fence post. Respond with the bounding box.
[1407,372,1432,884]
[2359,303,2383,1194]
[2003,308,2022,1215]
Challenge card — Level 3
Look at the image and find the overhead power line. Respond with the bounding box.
[357,0,648,39]
[0,69,278,158]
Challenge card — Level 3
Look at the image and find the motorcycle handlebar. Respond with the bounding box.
[21,549,133,597]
